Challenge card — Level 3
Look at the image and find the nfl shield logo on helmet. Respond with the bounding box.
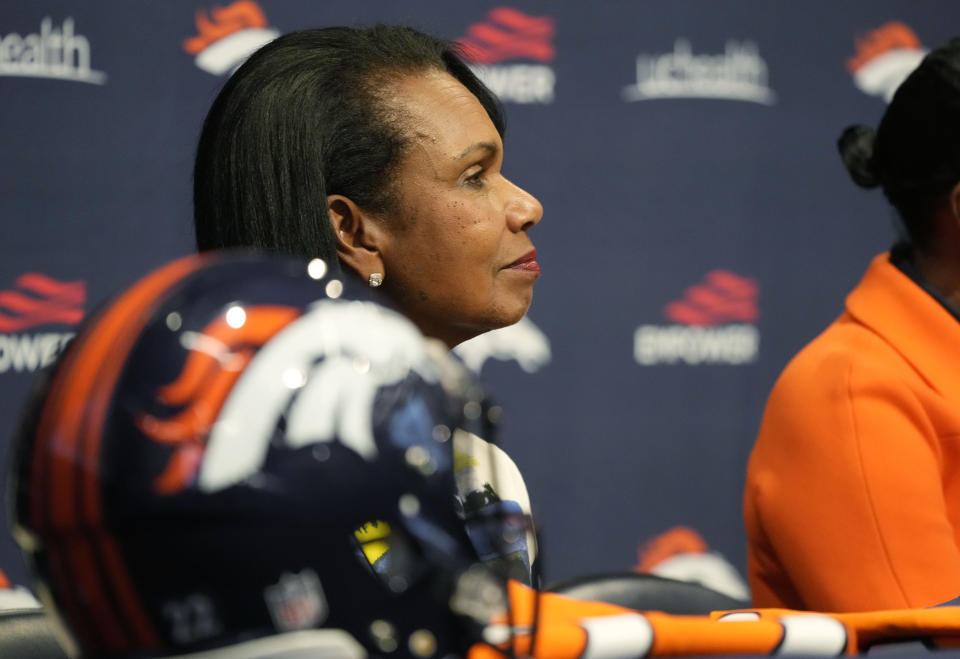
[264,569,328,632]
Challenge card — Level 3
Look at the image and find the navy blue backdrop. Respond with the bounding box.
[2,1,956,594]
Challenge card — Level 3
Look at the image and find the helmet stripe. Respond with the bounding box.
[32,253,209,653]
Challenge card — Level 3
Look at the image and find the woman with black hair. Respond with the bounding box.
[744,39,960,612]
[193,25,543,349]
[192,23,542,590]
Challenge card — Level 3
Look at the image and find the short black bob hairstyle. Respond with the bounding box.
[838,38,960,250]
[193,25,505,266]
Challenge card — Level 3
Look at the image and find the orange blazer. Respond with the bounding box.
[745,253,960,611]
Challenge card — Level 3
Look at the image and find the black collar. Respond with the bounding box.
[889,241,960,324]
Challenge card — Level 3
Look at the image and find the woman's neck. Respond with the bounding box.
[913,246,960,311]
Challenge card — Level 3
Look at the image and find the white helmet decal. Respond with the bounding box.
[199,300,436,492]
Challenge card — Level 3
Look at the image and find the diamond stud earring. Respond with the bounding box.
[368,273,384,288]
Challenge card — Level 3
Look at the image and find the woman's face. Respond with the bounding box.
[372,70,544,348]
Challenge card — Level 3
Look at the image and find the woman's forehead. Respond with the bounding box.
[389,70,501,157]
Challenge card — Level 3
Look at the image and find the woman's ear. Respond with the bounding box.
[327,195,387,281]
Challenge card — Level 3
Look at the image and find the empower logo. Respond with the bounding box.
[622,39,775,105]
[456,7,556,104]
[183,1,279,76]
[634,270,759,366]
[847,22,926,102]
[0,17,106,84]
[0,273,85,374]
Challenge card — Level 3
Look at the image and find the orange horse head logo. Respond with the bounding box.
[137,305,299,494]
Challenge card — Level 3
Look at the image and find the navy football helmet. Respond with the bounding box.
[10,252,531,658]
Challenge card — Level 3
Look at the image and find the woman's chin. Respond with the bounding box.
[475,300,533,336]
[436,312,528,349]
[394,290,535,348]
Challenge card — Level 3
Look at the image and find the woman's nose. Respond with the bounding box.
[504,179,543,232]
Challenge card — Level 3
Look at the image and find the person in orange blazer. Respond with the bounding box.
[745,38,960,612]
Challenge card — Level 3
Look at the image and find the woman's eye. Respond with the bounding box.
[464,170,485,188]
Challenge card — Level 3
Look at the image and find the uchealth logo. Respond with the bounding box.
[634,270,759,366]
[456,7,556,104]
[183,1,279,76]
[0,273,85,374]
[0,17,106,85]
[622,39,775,105]
[848,22,926,102]
[453,316,550,374]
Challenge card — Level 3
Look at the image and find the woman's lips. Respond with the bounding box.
[506,249,540,275]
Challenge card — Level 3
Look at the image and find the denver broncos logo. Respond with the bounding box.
[183,1,280,76]
[183,1,269,54]
[847,22,926,102]
[847,22,922,74]
[453,316,550,374]
[195,300,437,493]
[137,305,300,494]
[634,526,750,602]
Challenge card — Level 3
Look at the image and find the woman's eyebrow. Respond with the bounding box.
[456,141,499,160]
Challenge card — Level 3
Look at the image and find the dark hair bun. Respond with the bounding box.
[837,124,881,188]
